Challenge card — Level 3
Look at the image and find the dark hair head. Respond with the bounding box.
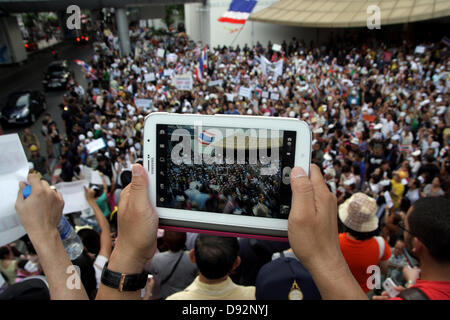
[194,235,239,280]
[119,170,132,188]
[17,259,29,270]
[408,197,450,263]
[0,246,9,259]
[162,231,186,252]
[77,229,101,255]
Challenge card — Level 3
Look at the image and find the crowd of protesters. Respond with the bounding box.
[1,20,449,300]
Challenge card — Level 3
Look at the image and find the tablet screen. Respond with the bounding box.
[156,124,296,219]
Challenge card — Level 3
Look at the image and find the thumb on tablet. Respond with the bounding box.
[130,163,149,194]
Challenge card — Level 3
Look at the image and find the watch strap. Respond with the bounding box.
[101,262,148,292]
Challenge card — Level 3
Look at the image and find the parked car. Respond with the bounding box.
[0,91,46,126]
[42,60,72,91]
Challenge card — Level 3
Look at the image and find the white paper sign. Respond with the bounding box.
[262,91,269,99]
[54,180,90,215]
[272,44,282,52]
[270,92,280,100]
[135,98,152,110]
[86,138,106,154]
[166,53,178,64]
[83,167,111,186]
[144,73,155,82]
[238,87,252,99]
[0,134,28,246]
[157,48,165,58]
[174,74,193,91]
[208,80,223,87]
[384,191,394,209]
[414,45,426,54]
[226,94,235,102]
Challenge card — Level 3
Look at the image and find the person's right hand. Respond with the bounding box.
[288,164,341,270]
[15,173,64,240]
[84,186,96,202]
[372,285,405,300]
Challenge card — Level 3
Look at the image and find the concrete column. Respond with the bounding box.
[115,7,130,57]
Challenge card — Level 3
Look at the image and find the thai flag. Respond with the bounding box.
[202,47,207,69]
[218,0,258,24]
[74,59,97,80]
[198,130,215,145]
[195,55,204,83]
[175,62,183,74]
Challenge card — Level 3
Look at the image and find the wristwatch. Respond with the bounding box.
[101,262,148,292]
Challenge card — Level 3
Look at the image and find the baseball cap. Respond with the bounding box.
[255,256,321,300]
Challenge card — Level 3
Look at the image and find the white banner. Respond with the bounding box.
[0,134,28,246]
[208,80,223,87]
[260,56,283,80]
[54,180,90,215]
[174,74,193,91]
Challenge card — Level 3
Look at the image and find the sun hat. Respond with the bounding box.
[338,193,378,233]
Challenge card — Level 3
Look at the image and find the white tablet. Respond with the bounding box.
[143,113,311,239]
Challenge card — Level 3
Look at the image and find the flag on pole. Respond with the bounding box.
[74,59,97,79]
[218,0,258,24]
[194,48,207,83]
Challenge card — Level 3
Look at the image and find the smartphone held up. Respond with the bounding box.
[143,113,312,239]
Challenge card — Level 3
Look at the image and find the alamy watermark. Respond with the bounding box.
[367,5,381,30]
[66,5,81,30]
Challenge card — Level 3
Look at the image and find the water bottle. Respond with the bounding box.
[57,215,84,260]
[22,185,83,260]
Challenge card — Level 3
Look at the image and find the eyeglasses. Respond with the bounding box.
[398,220,428,247]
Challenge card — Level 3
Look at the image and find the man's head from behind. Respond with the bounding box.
[405,197,450,264]
[190,235,240,281]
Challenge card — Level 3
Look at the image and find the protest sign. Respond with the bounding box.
[157,48,165,58]
[262,91,269,99]
[272,44,282,52]
[260,56,283,80]
[166,53,178,64]
[174,74,193,91]
[239,87,252,99]
[86,138,106,154]
[414,45,426,55]
[144,73,155,82]
[135,98,152,110]
[82,167,111,186]
[208,80,223,87]
[54,180,90,215]
[270,92,280,100]
[0,134,28,246]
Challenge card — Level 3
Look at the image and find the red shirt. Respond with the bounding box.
[339,233,391,293]
[390,280,450,300]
